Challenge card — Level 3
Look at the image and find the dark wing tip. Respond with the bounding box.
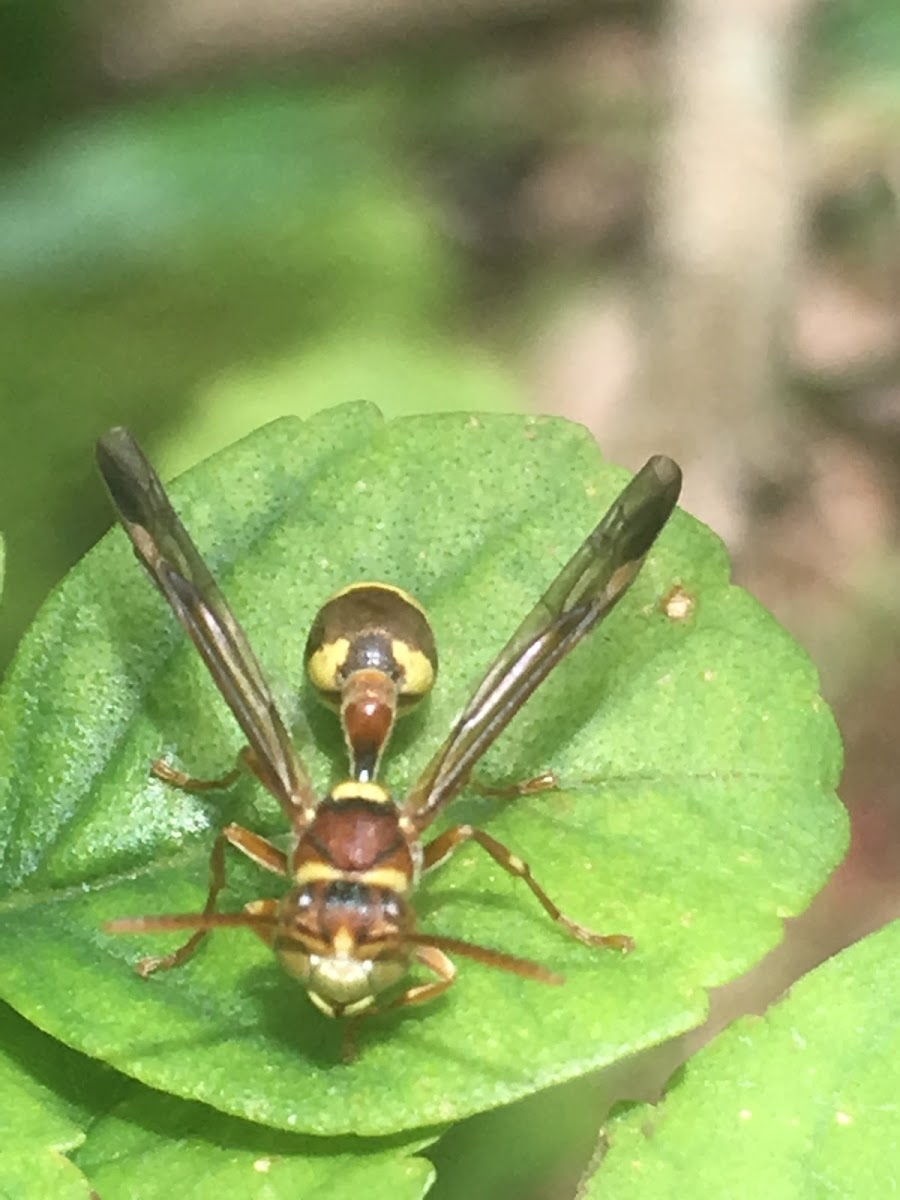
[96,425,135,464]
[96,427,155,527]
[644,454,683,503]
[615,454,683,565]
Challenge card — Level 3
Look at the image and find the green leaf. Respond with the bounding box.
[0,1000,431,1199]
[155,330,521,480]
[427,1074,604,1200]
[589,917,900,1198]
[76,1090,434,1200]
[0,1002,116,1199]
[0,405,844,1136]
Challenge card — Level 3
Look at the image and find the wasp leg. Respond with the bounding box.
[471,770,558,800]
[422,825,633,952]
[151,744,282,795]
[151,758,242,792]
[342,946,456,1062]
[240,898,280,944]
[150,742,260,793]
[137,824,288,977]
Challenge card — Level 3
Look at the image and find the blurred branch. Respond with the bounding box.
[94,0,608,81]
[631,0,814,544]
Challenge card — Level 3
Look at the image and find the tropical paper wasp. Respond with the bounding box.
[97,428,681,1048]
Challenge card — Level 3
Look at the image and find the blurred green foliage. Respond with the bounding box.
[5,1,900,672]
[0,79,522,670]
[0,3,78,149]
[815,0,900,82]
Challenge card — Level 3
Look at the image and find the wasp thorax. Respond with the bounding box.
[305,583,438,781]
[273,880,411,1017]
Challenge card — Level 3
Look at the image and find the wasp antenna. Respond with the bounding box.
[105,911,276,935]
[406,932,564,985]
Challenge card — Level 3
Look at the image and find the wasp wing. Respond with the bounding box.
[403,455,682,830]
[96,427,316,820]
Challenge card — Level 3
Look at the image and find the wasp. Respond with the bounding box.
[97,428,681,1047]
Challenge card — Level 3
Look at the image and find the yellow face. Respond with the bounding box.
[273,881,411,1017]
[298,952,408,1019]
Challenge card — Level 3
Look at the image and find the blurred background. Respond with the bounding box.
[1,0,899,1195]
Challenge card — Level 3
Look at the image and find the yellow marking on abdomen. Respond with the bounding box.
[392,639,435,697]
[307,637,350,693]
[329,780,393,805]
[356,866,410,893]
[293,861,344,886]
[292,861,410,894]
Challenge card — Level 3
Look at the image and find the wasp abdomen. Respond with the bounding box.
[305,583,438,781]
[304,582,438,707]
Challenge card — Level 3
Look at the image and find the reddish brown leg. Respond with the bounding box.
[151,745,255,793]
[472,770,558,799]
[341,946,456,1062]
[137,824,288,977]
[240,898,279,945]
[375,945,457,1010]
[422,825,633,952]
[153,745,315,829]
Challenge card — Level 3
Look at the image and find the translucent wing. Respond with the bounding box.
[403,455,682,831]
[96,427,316,821]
